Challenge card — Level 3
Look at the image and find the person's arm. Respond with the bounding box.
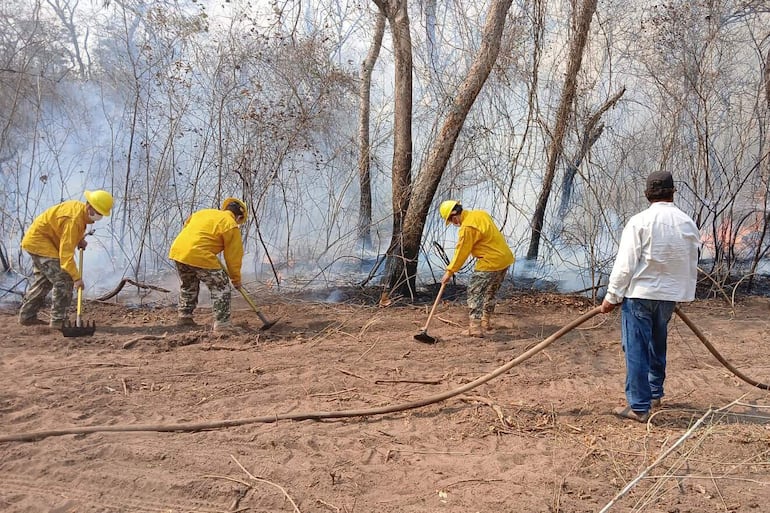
[602,221,642,310]
[443,226,480,283]
[58,220,83,281]
[222,227,244,288]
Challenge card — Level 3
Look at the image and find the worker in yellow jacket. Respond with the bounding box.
[168,198,246,332]
[18,190,114,327]
[439,200,515,337]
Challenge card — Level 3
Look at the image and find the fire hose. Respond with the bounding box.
[0,306,767,443]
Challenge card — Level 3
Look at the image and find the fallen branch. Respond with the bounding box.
[122,333,167,349]
[97,279,170,301]
[201,345,251,351]
[436,316,463,328]
[231,454,301,513]
[336,367,368,381]
[375,379,443,385]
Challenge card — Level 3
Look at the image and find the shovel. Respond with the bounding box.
[413,281,446,344]
[62,248,96,337]
[218,259,277,330]
[236,286,278,331]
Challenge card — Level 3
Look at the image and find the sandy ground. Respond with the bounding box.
[1,286,769,513]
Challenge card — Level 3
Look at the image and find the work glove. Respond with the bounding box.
[73,279,85,290]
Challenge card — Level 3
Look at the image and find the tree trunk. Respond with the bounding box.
[373,0,415,297]
[556,87,625,221]
[357,10,386,250]
[526,0,598,261]
[747,45,770,290]
[380,0,515,302]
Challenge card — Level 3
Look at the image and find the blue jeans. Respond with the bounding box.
[621,298,676,412]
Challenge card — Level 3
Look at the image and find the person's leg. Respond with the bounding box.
[200,269,231,328]
[18,254,55,324]
[467,271,485,320]
[175,262,200,320]
[481,267,508,330]
[48,258,74,325]
[465,271,487,337]
[649,300,676,403]
[621,298,654,413]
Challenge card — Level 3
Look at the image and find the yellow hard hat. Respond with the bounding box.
[222,197,248,224]
[439,200,460,225]
[84,190,113,216]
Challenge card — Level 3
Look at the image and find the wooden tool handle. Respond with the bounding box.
[421,281,447,331]
[76,248,84,327]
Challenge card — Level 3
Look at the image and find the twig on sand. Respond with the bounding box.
[231,454,301,513]
[436,316,463,328]
[310,388,357,398]
[316,499,341,512]
[353,338,379,363]
[458,395,509,428]
[441,478,503,489]
[202,474,252,511]
[121,378,128,396]
[201,344,251,351]
[336,368,367,381]
[375,378,443,385]
[122,332,167,349]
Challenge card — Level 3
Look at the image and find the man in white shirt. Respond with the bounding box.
[600,171,701,422]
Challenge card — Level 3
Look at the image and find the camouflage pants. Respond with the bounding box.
[174,261,231,323]
[18,253,73,323]
[467,267,508,320]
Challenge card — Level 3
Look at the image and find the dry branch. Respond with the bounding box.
[375,378,443,385]
[97,278,170,301]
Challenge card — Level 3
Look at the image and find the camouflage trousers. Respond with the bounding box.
[467,267,508,320]
[18,253,74,323]
[174,261,231,323]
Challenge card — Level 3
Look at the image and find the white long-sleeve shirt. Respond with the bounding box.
[605,202,700,304]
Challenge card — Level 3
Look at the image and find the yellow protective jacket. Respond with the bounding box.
[21,200,90,280]
[168,209,244,286]
[447,210,515,273]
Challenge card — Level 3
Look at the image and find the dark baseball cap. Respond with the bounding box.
[645,171,676,193]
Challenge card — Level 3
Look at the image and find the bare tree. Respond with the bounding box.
[556,87,625,223]
[45,0,88,78]
[380,0,515,301]
[357,9,386,250]
[526,0,598,261]
[371,0,414,294]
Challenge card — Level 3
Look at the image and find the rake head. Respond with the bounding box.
[61,320,96,337]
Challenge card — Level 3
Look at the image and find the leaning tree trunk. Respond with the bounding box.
[526,0,598,261]
[357,10,386,250]
[380,0,515,302]
[556,87,625,221]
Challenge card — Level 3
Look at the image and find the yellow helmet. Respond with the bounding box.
[222,197,248,224]
[84,190,113,216]
[439,200,460,225]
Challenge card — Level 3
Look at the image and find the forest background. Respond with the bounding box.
[1,0,769,301]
